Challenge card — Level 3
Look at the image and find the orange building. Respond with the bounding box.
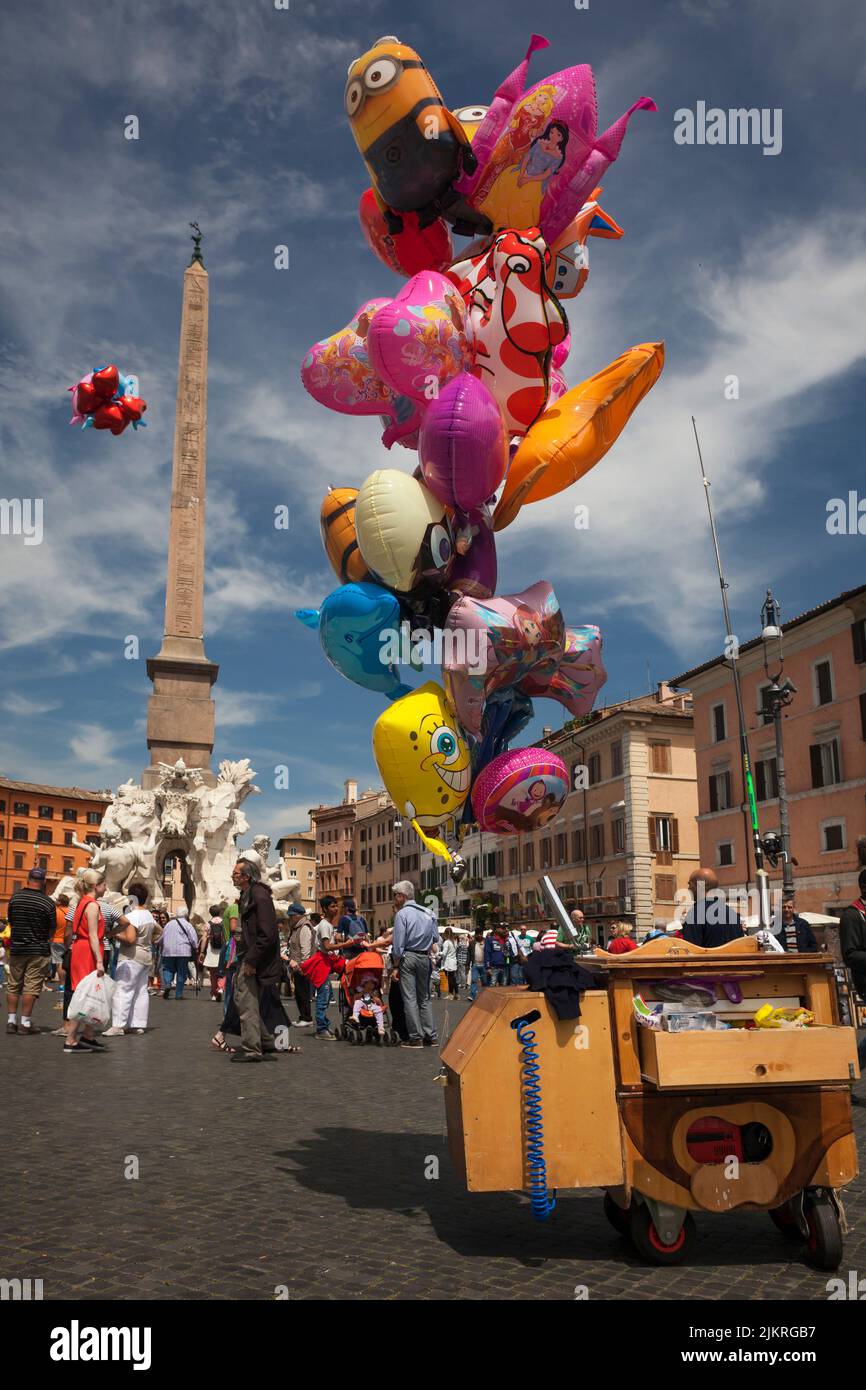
[0,777,112,916]
[353,790,398,934]
[275,828,317,913]
[670,583,866,916]
[310,778,358,903]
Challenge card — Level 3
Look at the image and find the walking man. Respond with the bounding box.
[391,881,439,1049]
[230,858,280,1062]
[159,909,199,999]
[5,866,55,1034]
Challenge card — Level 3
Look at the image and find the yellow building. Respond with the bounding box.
[275,828,317,913]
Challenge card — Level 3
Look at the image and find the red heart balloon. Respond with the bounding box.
[92,365,120,399]
[75,381,100,415]
[92,402,126,431]
[118,395,146,422]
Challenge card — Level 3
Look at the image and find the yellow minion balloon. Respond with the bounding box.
[345,36,488,236]
[372,681,471,865]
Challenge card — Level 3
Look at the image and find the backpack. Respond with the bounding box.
[209,918,223,949]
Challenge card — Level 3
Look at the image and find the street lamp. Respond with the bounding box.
[760,589,796,901]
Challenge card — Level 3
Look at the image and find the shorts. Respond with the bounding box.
[7,954,50,997]
[50,942,66,967]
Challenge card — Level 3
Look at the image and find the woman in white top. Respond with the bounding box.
[439,928,458,997]
[105,882,157,1035]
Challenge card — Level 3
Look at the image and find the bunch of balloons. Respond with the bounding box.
[297,33,664,876]
[68,364,147,435]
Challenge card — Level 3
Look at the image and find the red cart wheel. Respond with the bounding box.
[630,1204,696,1266]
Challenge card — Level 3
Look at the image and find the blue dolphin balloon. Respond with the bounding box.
[296,582,412,699]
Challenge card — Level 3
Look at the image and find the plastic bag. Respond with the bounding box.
[68,970,115,1029]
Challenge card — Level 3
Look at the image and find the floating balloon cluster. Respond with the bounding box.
[68,364,147,435]
[298,33,664,874]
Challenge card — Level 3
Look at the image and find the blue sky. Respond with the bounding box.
[0,0,864,842]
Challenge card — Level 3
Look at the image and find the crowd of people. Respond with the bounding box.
[4,859,866,1068]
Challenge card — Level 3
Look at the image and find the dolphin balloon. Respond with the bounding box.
[296,582,411,700]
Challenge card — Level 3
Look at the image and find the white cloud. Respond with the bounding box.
[69,723,124,768]
[214,688,286,730]
[2,693,60,717]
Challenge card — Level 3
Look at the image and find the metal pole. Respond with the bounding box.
[771,687,795,897]
[692,418,770,929]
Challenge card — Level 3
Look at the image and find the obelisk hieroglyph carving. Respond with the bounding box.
[143,229,219,788]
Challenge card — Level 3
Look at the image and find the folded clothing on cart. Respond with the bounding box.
[522,946,600,1020]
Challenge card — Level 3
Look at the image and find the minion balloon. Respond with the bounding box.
[345,36,490,236]
[372,681,471,868]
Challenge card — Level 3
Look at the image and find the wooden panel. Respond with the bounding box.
[638,1025,859,1090]
[445,990,624,1192]
[809,1132,858,1188]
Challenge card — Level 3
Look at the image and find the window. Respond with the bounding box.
[610,741,623,777]
[861,692,866,742]
[711,703,727,743]
[555,832,567,865]
[0,799,4,812]
[757,682,774,726]
[649,815,679,854]
[575,883,585,905]
[810,738,841,789]
[755,755,779,802]
[12,881,22,892]
[822,822,845,853]
[86,811,101,825]
[508,846,518,875]
[717,842,734,867]
[63,807,78,822]
[38,855,48,869]
[708,771,732,812]
[587,752,601,785]
[594,880,604,898]
[655,874,677,902]
[590,824,605,859]
[540,838,551,868]
[38,804,53,819]
[523,843,535,872]
[13,853,23,869]
[650,742,671,774]
[572,828,585,863]
[852,618,866,665]
[612,818,625,853]
[36,828,52,844]
[617,877,627,902]
[12,825,28,841]
[814,659,834,707]
[13,802,29,815]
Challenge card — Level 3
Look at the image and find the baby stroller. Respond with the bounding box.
[335,950,400,1046]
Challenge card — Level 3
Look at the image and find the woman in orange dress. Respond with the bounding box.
[64,869,108,1053]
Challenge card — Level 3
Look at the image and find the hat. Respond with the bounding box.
[286,902,305,916]
[28,866,47,882]
[392,880,414,898]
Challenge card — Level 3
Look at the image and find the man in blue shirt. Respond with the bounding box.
[391,880,439,1049]
[681,868,745,949]
[337,897,368,960]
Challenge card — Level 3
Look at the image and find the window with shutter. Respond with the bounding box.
[650,742,671,774]
[853,619,866,665]
[709,776,718,813]
[648,816,657,851]
[671,819,680,854]
[723,771,732,808]
[815,660,834,706]
[861,692,866,742]
[611,741,623,777]
[810,744,823,789]
[712,704,726,742]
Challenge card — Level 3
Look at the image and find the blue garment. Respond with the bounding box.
[161,916,199,957]
[509,963,525,985]
[483,935,508,969]
[314,980,332,1033]
[392,900,439,958]
[469,963,488,1000]
[161,955,190,998]
[489,966,508,987]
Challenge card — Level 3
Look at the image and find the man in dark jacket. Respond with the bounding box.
[6,866,55,1034]
[681,868,745,949]
[840,870,866,1071]
[230,859,281,1062]
[776,894,818,953]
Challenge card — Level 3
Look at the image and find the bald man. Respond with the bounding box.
[681,868,745,949]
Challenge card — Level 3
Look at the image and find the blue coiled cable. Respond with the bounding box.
[515,1016,556,1222]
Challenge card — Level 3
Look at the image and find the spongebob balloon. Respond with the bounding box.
[372,681,471,868]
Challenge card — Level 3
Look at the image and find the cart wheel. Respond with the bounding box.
[769,1202,802,1241]
[390,1031,401,1046]
[630,1204,696,1266]
[804,1199,843,1272]
[365,1029,375,1045]
[334,1025,344,1041]
[376,1032,384,1046]
[603,1192,632,1236]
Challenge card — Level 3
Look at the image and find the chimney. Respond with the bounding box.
[344,778,358,804]
[655,681,674,704]
[541,726,552,739]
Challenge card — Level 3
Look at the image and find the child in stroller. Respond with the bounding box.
[336,950,399,1046]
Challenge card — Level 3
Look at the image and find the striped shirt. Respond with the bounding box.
[534,929,559,950]
[8,888,56,956]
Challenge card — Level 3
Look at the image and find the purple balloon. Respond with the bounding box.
[419,373,508,517]
[449,510,497,598]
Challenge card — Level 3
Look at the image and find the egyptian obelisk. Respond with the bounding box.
[143,226,218,788]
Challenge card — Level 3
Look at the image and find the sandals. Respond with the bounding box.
[210,1034,228,1051]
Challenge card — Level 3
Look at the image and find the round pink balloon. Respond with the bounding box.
[419,373,508,515]
[472,747,569,834]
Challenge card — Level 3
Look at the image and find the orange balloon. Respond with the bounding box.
[320,487,372,585]
[493,341,664,531]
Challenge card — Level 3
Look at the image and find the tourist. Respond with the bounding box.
[202,904,224,1001]
[300,930,344,1040]
[318,895,341,946]
[104,882,157,1036]
[680,868,745,948]
[439,928,459,996]
[483,923,510,986]
[391,880,439,1049]
[840,869,866,1073]
[6,866,56,1036]
[777,894,818,953]
[455,930,470,994]
[230,858,285,1062]
[468,927,488,1000]
[159,908,199,1000]
[506,925,525,984]
[64,869,109,1053]
[286,902,314,1027]
[50,894,70,991]
[337,896,368,959]
[149,909,168,992]
[606,920,638,954]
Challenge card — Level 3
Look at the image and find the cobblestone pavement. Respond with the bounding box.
[2,986,865,1301]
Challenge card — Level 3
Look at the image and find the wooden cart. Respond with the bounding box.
[441,935,859,1268]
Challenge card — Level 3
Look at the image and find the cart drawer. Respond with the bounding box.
[638,1025,859,1089]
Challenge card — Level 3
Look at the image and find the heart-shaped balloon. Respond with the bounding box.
[74,380,100,416]
[301,298,423,449]
[419,373,508,516]
[92,402,127,433]
[367,270,471,406]
[358,188,453,279]
[91,365,120,399]
[118,395,146,422]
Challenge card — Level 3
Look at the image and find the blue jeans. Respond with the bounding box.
[509,963,525,985]
[469,963,488,1000]
[314,980,332,1033]
[161,955,191,998]
[489,966,508,987]
[857,1034,866,1070]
